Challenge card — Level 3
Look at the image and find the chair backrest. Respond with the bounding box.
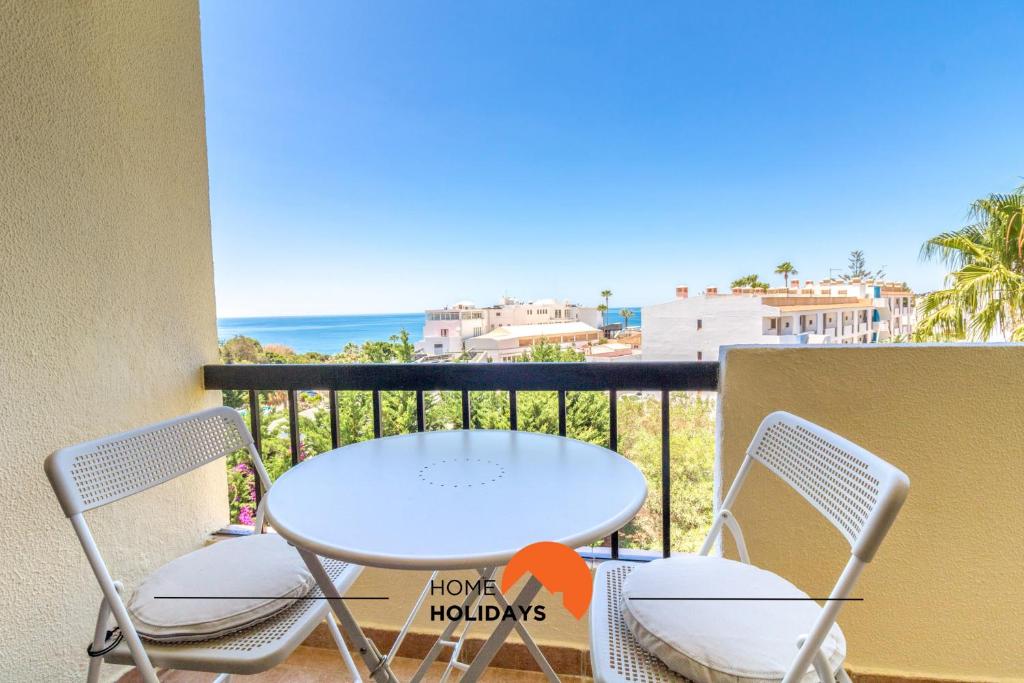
[745,411,909,561]
[45,406,252,517]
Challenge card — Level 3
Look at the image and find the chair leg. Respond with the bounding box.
[86,601,109,683]
[327,613,363,682]
[87,580,123,683]
[796,635,835,683]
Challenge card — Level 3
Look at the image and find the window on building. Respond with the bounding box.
[554,310,562,318]
[440,329,448,337]
[696,319,703,330]
[697,351,703,361]
[433,344,443,354]
[769,319,777,329]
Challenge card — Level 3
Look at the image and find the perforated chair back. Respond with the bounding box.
[45,406,251,517]
[746,411,909,561]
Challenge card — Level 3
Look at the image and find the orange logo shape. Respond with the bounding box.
[502,541,592,620]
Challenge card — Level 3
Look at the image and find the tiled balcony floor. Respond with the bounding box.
[117,645,593,682]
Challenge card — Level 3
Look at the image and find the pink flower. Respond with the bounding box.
[238,505,254,526]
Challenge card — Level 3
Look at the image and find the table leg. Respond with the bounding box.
[295,548,398,683]
[479,569,559,682]
[460,575,553,683]
[410,567,496,683]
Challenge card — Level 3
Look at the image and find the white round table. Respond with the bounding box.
[265,429,647,682]
[265,429,648,570]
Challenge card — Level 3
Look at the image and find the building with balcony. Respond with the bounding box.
[643,280,915,361]
[417,296,602,357]
[2,4,1022,683]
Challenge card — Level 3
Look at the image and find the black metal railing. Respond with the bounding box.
[204,361,719,559]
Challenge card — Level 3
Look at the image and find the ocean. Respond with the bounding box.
[218,308,642,355]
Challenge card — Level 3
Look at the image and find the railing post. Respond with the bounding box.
[509,389,518,431]
[557,391,567,437]
[372,390,382,438]
[329,390,339,449]
[248,390,262,507]
[287,389,300,465]
[416,390,425,432]
[661,389,671,558]
[610,389,619,559]
[461,389,471,429]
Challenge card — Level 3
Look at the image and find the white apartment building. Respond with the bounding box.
[417,296,603,358]
[643,279,915,362]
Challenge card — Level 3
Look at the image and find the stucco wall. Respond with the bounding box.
[0,2,223,681]
[718,345,1024,682]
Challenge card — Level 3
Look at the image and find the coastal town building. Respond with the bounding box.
[642,279,915,362]
[464,321,602,361]
[417,297,603,360]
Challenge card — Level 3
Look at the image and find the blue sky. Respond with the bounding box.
[200,1,1024,317]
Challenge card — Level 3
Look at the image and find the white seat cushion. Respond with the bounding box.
[621,555,846,683]
[128,533,315,642]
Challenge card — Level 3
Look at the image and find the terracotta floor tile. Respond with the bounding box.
[117,645,593,681]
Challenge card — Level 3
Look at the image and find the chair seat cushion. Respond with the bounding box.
[620,555,846,683]
[127,533,315,642]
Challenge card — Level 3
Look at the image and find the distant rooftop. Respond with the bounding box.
[474,321,599,340]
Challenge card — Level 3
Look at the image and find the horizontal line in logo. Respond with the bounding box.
[154,596,389,600]
[628,597,862,601]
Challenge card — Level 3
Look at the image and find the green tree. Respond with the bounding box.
[221,335,263,363]
[774,261,798,288]
[730,274,769,290]
[601,289,613,311]
[841,250,885,281]
[517,337,585,362]
[597,303,608,327]
[916,185,1024,341]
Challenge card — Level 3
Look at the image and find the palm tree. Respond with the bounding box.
[917,186,1024,341]
[619,308,633,330]
[731,274,769,290]
[774,262,798,288]
[597,303,609,327]
[601,289,613,311]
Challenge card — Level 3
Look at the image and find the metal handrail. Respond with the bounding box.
[204,361,720,559]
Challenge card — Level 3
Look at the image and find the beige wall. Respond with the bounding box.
[718,346,1024,683]
[0,2,223,681]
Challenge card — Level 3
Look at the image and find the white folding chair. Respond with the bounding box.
[590,411,910,683]
[45,406,365,683]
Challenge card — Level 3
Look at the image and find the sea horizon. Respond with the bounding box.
[218,308,641,355]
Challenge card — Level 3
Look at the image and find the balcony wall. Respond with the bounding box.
[718,345,1023,682]
[0,3,223,681]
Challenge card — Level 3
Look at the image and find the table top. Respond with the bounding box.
[265,430,648,570]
